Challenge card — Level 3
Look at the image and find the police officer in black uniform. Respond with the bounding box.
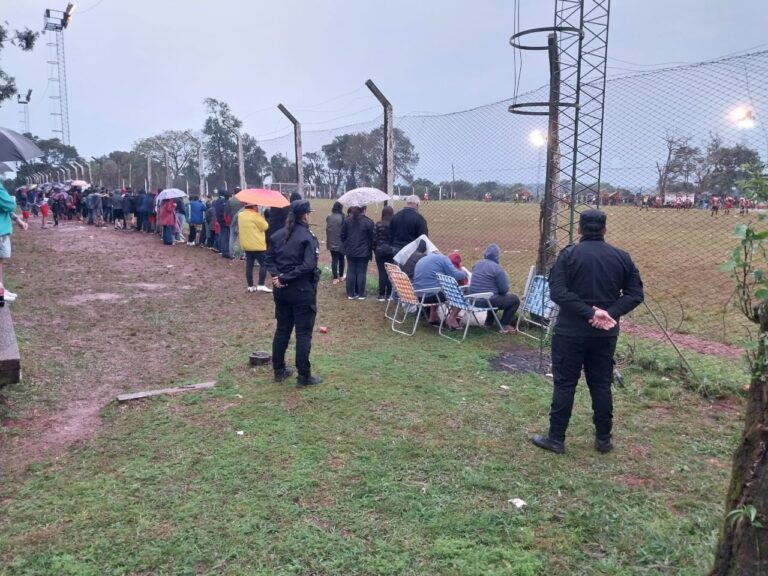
[265,199,323,388]
[532,209,643,454]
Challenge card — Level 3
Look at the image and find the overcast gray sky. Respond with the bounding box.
[2,0,767,158]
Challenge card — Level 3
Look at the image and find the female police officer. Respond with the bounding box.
[265,199,323,388]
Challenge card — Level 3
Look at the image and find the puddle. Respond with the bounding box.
[67,292,123,305]
[489,345,550,376]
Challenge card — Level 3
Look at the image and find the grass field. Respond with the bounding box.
[0,220,751,575]
[307,199,752,344]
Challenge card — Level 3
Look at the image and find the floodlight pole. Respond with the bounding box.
[277,104,303,197]
[365,79,394,195]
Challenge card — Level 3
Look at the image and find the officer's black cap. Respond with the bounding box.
[291,199,312,217]
[579,209,606,233]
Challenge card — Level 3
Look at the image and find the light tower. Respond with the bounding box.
[43,3,75,145]
[17,89,32,134]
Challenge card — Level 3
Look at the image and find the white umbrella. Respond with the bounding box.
[71,180,89,188]
[156,188,187,203]
[337,187,390,207]
[393,234,439,266]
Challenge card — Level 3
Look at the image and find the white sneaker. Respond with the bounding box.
[256,285,272,293]
[4,290,17,302]
[247,286,256,293]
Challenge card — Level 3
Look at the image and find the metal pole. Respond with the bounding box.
[128,163,132,189]
[278,104,303,197]
[536,33,562,276]
[162,147,172,189]
[147,156,152,192]
[236,132,246,190]
[88,162,93,184]
[365,79,394,195]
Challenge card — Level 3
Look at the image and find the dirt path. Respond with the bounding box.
[0,221,275,477]
[622,322,744,361]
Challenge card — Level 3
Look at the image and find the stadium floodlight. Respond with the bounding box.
[729,106,755,129]
[529,129,547,148]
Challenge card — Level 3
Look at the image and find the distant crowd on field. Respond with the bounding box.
[9,182,522,333]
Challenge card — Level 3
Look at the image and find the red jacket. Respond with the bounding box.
[159,200,176,227]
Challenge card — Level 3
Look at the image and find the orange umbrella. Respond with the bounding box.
[234,188,290,208]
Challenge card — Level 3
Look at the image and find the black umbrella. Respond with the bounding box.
[0,127,43,163]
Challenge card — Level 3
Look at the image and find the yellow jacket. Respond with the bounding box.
[237,208,269,251]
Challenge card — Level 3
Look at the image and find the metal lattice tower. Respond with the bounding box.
[44,4,74,145]
[17,90,32,134]
[510,0,611,269]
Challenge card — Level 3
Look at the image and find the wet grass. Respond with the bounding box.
[0,216,750,575]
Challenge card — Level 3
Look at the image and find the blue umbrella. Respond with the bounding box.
[0,127,43,163]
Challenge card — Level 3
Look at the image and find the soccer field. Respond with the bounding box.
[310,199,750,344]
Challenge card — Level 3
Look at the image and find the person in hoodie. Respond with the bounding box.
[340,205,374,299]
[469,244,520,334]
[325,201,345,285]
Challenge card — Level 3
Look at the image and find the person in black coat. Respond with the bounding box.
[265,199,323,388]
[134,190,146,231]
[532,209,644,455]
[389,194,428,253]
[341,205,374,300]
[214,190,231,257]
[268,191,302,246]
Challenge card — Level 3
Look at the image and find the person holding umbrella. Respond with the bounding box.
[265,199,323,388]
[158,198,176,246]
[237,203,271,292]
[341,205,374,300]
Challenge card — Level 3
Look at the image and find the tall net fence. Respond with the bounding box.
[259,50,768,346]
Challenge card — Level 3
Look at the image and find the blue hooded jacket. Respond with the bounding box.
[469,244,510,296]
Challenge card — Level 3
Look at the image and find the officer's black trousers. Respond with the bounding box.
[548,334,617,442]
[272,288,317,379]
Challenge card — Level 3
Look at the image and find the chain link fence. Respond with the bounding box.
[259,50,768,346]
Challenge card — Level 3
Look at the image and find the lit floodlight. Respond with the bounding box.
[529,129,547,147]
[729,106,755,129]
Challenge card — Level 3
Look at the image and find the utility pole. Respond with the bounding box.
[161,146,172,189]
[185,131,206,197]
[365,79,394,196]
[277,104,303,197]
[146,156,152,192]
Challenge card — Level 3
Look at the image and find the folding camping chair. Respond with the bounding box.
[386,266,441,336]
[435,273,503,342]
[383,262,401,321]
[516,266,559,341]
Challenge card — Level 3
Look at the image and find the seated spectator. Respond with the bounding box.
[412,250,467,329]
[447,251,470,286]
[401,239,428,280]
[469,244,520,334]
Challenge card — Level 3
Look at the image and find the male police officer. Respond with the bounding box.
[265,199,323,388]
[532,209,643,454]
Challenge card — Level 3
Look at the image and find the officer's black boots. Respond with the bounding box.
[274,368,295,382]
[531,434,565,454]
[296,375,323,389]
[595,438,613,454]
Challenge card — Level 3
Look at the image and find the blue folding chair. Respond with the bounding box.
[516,266,559,341]
[435,273,503,342]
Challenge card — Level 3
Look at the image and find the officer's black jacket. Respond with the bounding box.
[548,236,643,337]
[265,221,319,286]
